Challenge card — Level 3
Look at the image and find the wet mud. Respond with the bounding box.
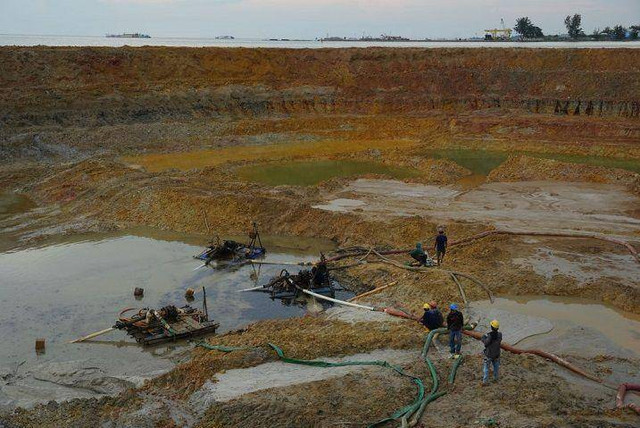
[1,46,639,427]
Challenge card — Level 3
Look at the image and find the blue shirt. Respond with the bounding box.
[435,234,447,250]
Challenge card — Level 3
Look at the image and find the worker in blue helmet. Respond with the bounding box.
[446,303,464,357]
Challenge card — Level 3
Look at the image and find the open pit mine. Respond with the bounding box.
[0,46,639,427]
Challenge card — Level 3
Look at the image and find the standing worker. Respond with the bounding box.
[434,227,447,266]
[481,319,502,385]
[409,242,428,266]
[419,301,443,330]
[446,303,464,358]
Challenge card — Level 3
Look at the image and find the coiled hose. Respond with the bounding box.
[196,341,428,427]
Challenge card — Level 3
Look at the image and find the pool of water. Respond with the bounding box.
[235,160,420,186]
[472,296,640,357]
[426,149,508,176]
[0,230,339,407]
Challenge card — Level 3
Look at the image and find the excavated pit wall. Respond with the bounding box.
[0,47,638,129]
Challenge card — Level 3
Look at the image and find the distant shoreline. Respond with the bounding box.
[1,34,639,49]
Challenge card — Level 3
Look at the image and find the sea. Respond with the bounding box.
[1,34,640,49]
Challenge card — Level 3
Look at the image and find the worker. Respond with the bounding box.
[434,227,448,266]
[481,319,502,385]
[419,301,443,330]
[446,303,464,357]
[409,242,427,266]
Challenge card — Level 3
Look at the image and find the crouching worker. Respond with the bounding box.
[409,242,428,266]
[446,303,464,358]
[419,301,443,330]
[481,319,502,385]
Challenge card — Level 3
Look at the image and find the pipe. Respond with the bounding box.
[250,260,313,267]
[449,273,468,306]
[326,230,639,264]
[337,248,494,303]
[462,330,605,384]
[446,270,494,303]
[348,281,398,302]
[450,230,639,263]
[299,288,376,311]
[616,383,640,414]
[69,327,115,344]
[382,307,419,320]
[238,285,271,292]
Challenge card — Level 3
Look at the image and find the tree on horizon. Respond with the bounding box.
[564,14,584,39]
[514,17,544,39]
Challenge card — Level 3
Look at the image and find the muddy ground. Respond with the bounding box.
[1,47,639,427]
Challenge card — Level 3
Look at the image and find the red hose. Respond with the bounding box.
[463,330,603,383]
[616,383,640,414]
[381,307,419,320]
[326,230,639,263]
[377,302,640,416]
[450,230,639,263]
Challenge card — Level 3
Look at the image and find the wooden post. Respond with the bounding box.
[202,286,209,321]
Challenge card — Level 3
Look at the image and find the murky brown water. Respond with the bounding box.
[473,296,640,356]
[0,228,338,408]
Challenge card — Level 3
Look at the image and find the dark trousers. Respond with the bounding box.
[449,330,462,354]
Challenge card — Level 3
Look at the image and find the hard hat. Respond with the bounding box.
[490,319,500,329]
[450,303,458,310]
[423,303,430,309]
[429,301,437,309]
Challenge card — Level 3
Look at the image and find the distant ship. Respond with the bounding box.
[106,33,151,39]
[215,35,235,40]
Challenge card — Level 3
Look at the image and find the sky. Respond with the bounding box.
[0,0,638,39]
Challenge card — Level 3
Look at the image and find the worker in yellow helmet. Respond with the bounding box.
[419,301,443,330]
[481,319,502,385]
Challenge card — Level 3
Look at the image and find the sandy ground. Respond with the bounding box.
[316,179,640,237]
[189,349,417,413]
[1,46,639,426]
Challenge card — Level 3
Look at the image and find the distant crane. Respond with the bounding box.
[485,18,512,40]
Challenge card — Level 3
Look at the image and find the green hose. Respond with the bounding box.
[448,355,464,384]
[267,344,426,427]
[197,323,469,427]
[197,341,426,427]
[421,327,448,358]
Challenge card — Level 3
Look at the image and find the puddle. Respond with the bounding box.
[0,230,340,408]
[123,139,420,173]
[235,160,419,186]
[426,149,508,176]
[472,296,640,357]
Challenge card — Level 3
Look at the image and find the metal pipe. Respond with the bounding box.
[299,287,375,311]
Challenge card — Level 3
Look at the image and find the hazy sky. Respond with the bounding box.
[1,0,638,39]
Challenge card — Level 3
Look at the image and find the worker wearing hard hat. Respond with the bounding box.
[419,301,443,330]
[481,319,502,385]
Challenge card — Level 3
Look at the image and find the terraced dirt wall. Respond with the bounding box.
[1,47,638,128]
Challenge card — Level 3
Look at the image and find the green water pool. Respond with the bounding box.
[235,160,420,186]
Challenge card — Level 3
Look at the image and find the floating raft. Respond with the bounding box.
[117,306,219,346]
[195,224,266,267]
